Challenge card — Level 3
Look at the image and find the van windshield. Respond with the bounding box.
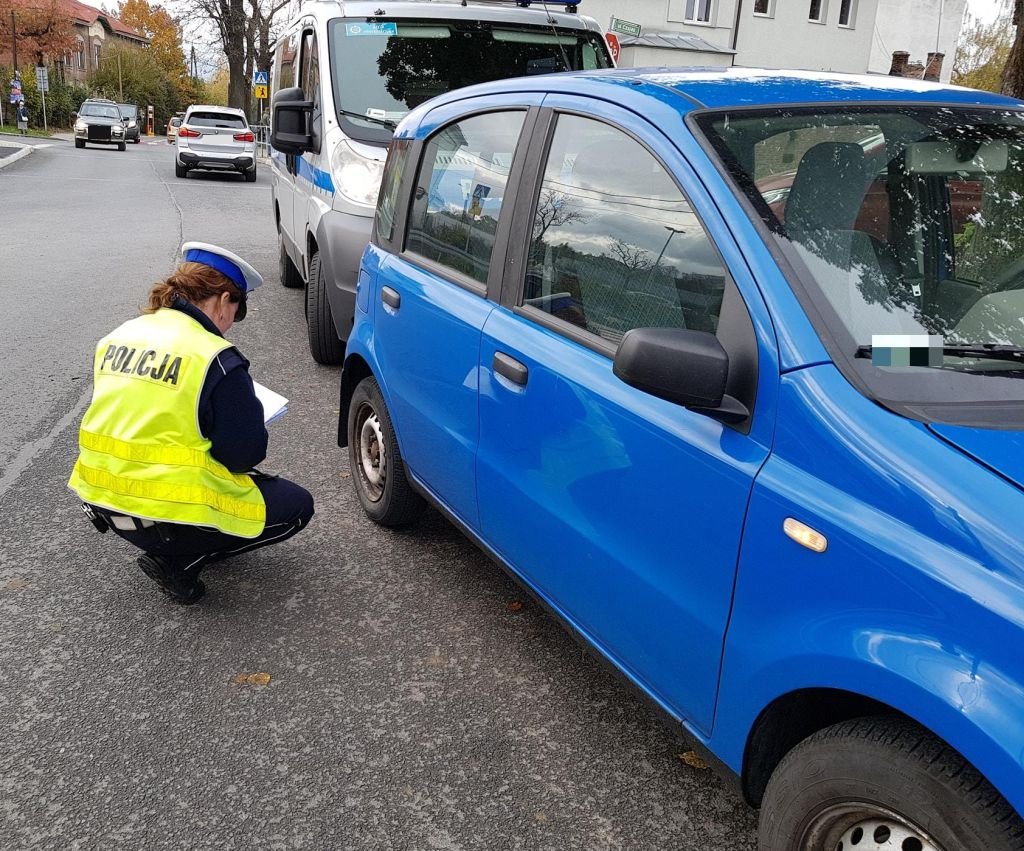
[327,18,611,144]
[698,104,1024,426]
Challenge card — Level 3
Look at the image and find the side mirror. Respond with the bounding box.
[613,327,749,424]
[271,87,313,155]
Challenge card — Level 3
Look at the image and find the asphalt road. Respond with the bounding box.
[0,135,759,850]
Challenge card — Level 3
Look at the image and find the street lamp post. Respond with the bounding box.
[641,225,687,291]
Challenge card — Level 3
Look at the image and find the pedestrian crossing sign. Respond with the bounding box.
[253,70,268,86]
[255,85,268,100]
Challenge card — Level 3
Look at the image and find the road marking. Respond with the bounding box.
[0,386,91,502]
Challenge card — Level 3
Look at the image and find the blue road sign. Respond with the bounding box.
[253,70,268,85]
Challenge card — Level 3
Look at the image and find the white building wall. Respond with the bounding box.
[732,0,880,73]
[581,0,740,50]
[867,0,967,82]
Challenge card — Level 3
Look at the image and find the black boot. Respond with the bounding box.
[136,555,206,605]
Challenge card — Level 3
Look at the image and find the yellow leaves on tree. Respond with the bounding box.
[116,0,188,89]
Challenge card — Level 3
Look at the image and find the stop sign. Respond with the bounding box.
[606,32,620,64]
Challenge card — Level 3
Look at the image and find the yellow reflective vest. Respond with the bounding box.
[68,308,266,538]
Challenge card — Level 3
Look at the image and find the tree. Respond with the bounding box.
[117,0,189,91]
[179,0,287,116]
[1002,0,1024,96]
[954,7,1014,92]
[0,0,75,67]
[90,40,180,126]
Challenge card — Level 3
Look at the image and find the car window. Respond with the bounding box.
[187,112,246,129]
[406,111,525,285]
[81,104,120,119]
[376,138,412,244]
[524,115,728,344]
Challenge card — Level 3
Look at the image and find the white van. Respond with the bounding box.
[269,0,613,363]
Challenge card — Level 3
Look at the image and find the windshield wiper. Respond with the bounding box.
[337,109,397,130]
[856,344,1024,363]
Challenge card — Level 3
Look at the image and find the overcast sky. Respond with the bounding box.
[965,0,1011,23]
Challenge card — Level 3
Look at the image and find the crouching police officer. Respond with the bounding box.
[68,243,314,604]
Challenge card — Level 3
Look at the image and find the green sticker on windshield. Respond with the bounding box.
[345,22,397,36]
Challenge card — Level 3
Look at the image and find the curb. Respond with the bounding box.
[0,142,32,170]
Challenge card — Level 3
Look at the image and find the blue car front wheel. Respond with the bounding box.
[758,716,1024,851]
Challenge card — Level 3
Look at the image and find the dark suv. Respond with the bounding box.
[117,103,141,143]
[74,99,127,151]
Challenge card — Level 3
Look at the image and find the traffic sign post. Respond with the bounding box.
[610,17,641,37]
[253,70,268,86]
[253,71,268,124]
[35,66,48,132]
[254,84,268,100]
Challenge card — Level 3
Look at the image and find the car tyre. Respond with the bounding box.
[279,237,303,289]
[305,250,344,365]
[118,141,126,151]
[245,165,257,182]
[348,376,425,527]
[175,160,187,178]
[759,716,1024,851]
[75,139,84,149]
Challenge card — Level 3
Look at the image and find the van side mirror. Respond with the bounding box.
[271,87,313,155]
[613,328,749,424]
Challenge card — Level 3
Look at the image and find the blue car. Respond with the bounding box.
[339,67,1024,849]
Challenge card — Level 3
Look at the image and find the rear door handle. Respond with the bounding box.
[493,352,528,386]
[382,286,401,309]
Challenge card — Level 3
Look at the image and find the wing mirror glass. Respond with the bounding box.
[613,327,749,424]
[270,87,313,155]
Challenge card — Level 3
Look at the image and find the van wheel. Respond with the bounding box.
[348,376,425,527]
[759,716,1024,851]
[305,250,344,365]
[279,237,303,289]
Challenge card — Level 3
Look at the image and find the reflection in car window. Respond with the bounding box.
[406,111,524,285]
[701,107,1024,359]
[525,115,727,345]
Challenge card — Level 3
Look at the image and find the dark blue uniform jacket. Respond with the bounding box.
[171,297,268,473]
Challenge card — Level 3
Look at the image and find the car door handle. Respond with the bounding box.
[381,286,401,309]
[493,352,528,386]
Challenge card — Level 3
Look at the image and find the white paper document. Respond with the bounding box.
[252,380,289,424]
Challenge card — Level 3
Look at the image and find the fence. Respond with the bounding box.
[254,122,271,160]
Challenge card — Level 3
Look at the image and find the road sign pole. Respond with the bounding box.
[41,87,46,132]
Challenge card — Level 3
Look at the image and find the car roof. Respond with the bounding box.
[412,67,1024,118]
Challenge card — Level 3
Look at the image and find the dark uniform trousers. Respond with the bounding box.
[99,476,314,575]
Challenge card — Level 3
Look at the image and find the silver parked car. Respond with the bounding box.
[175,105,257,181]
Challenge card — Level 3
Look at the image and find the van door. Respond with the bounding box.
[272,29,300,256]
[294,27,325,256]
[476,103,773,733]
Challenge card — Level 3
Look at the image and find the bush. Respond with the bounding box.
[0,63,90,130]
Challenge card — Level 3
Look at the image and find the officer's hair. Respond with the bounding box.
[144,262,242,313]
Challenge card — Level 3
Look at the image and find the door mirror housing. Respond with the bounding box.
[613,327,749,424]
[271,87,313,155]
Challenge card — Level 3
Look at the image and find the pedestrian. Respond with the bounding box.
[68,243,314,604]
[16,100,28,135]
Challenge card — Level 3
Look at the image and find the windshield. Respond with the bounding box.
[81,103,120,119]
[698,105,1024,425]
[327,18,611,144]
[117,105,136,118]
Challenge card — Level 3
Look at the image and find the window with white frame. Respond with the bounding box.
[809,0,827,22]
[838,0,857,26]
[74,39,85,70]
[93,42,101,68]
[753,0,773,15]
[685,0,713,23]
